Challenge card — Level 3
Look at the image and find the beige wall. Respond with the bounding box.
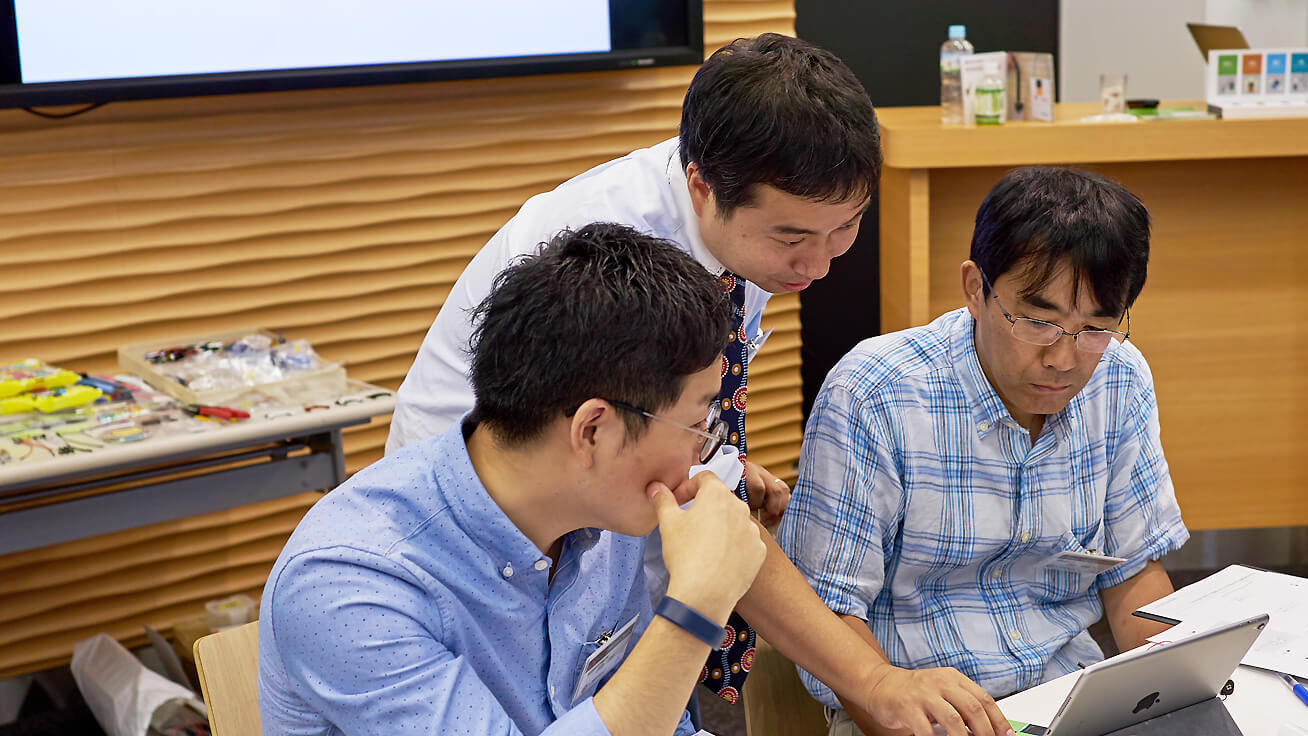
[1059,0,1308,103]
[0,1,800,677]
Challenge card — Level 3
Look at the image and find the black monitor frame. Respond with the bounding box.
[0,1,703,109]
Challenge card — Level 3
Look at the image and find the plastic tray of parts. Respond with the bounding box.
[118,328,347,407]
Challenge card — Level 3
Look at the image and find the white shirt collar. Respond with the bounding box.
[662,140,726,277]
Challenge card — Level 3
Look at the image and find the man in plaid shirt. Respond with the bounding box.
[779,167,1189,736]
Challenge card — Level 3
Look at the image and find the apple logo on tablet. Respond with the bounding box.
[1132,691,1160,714]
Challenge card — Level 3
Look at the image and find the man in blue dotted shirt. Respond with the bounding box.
[257,223,769,735]
[258,221,1014,736]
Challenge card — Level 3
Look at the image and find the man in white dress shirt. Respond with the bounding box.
[388,34,880,511]
[387,33,1015,736]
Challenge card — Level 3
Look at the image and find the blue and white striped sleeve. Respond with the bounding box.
[779,378,903,621]
[1098,356,1189,589]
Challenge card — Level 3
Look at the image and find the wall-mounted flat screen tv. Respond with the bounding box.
[0,0,702,109]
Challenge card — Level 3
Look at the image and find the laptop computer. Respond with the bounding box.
[1028,613,1267,736]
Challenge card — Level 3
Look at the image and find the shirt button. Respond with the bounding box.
[1019,532,1031,543]
[977,421,990,432]
[501,564,514,578]
[1009,629,1022,641]
[534,560,549,571]
[991,569,1002,580]
[550,684,556,699]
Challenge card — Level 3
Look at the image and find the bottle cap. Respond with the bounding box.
[949,25,966,39]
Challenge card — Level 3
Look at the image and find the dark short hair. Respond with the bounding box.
[970,166,1150,317]
[679,33,882,216]
[468,222,734,445]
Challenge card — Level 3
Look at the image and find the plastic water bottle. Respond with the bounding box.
[940,25,973,124]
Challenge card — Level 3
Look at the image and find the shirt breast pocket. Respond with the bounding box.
[1034,531,1107,603]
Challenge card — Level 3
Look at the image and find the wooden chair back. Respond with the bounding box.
[194,621,262,736]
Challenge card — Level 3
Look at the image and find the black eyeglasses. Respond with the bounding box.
[979,270,1130,354]
[607,399,729,465]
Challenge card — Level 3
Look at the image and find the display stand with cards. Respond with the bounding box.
[1207,47,1308,118]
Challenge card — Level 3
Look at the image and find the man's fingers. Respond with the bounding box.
[648,483,680,520]
[933,678,1009,736]
[942,692,997,736]
[981,694,1012,736]
[925,698,970,736]
[903,709,937,736]
[766,478,790,515]
[676,470,723,505]
[949,675,1008,736]
[669,479,699,506]
[870,669,1006,736]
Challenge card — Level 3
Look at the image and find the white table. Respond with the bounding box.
[998,659,1308,735]
[0,379,393,554]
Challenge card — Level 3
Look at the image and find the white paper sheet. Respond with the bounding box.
[1139,565,1308,677]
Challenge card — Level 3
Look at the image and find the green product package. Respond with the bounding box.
[975,84,1004,125]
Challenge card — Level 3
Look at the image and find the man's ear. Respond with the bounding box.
[568,398,619,469]
[961,260,986,319]
[685,161,713,219]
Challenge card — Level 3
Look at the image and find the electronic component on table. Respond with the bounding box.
[183,405,251,421]
[76,374,135,402]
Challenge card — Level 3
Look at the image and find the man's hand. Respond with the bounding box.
[594,474,765,736]
[650,471,766,623]
[859,664,1013,736]
[742,459,791,527]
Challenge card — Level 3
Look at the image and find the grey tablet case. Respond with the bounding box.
[1042,613,1267,736]
[1103,697,1242,736]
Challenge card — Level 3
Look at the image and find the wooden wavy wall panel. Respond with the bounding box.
[0,2,798,677]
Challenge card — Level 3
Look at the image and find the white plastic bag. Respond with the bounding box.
[70,633,207,736]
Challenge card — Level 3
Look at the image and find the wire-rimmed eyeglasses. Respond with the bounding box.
[979,270,1130,354]
[607,399,728,464]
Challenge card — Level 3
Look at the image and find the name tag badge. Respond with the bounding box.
[1039,549,1127,574]
[745,328,773,363]
[571,613,639,704]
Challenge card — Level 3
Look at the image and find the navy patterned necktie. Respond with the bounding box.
[697,271,756,704]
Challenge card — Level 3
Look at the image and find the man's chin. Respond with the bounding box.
[1023,390,1075,416]
[611,515,659,539]
[754,278,813,294]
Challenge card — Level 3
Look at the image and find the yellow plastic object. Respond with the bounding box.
[33,385,102,413]
[1,385,103,414]
[0,395,35,414]
[0,363,80,399]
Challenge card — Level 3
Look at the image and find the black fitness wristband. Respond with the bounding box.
[655,596,723,648]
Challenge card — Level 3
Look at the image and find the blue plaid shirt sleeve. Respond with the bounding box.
[778,379,903,622]
[1097,355,1189,589]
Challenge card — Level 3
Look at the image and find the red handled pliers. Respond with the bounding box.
[184,405,251,421]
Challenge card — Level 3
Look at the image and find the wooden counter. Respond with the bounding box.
[876,102,1308,531]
